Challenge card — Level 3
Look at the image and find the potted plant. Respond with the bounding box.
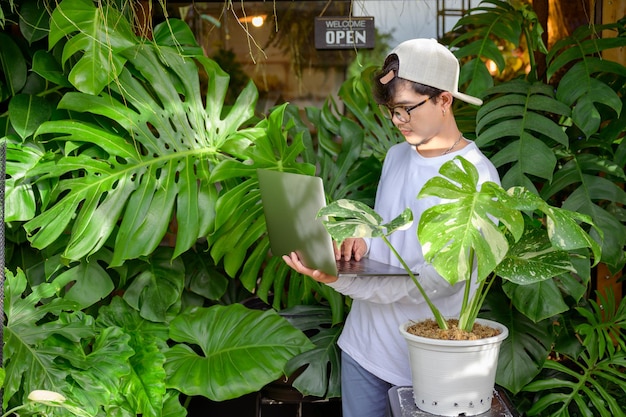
[319,155,601,415]
[438,1,626,415]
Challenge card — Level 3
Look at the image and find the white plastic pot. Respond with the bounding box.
[399,318,508,416]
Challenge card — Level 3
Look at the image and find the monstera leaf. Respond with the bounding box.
[4,268,314,414]
[281,305,342,398]
[547,22,626,138]
[450,0,524,98]
[418,157,601,286]
[49,0,136,95]
[21,0,262,267]
[475,79,571,192]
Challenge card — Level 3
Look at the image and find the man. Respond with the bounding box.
[284,38,500,417]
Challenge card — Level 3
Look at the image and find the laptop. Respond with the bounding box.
[257,169,412,278]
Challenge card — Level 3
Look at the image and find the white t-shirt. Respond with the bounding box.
[328,140,500,386]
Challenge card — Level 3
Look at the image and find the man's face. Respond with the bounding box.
[388,82,441,147]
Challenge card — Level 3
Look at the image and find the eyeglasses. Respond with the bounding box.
[380,97,431,123]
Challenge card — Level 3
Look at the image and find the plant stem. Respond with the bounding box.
[523,25,538,82]
[458,274,496,332]
[458,247,475,324]
[382,235,448,330]
[2,404,29,417]
[456,247,478,331]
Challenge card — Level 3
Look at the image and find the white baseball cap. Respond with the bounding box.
[384,38,483,106]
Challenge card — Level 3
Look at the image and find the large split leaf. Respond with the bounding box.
[25,34,260,266]
[483,289,553,393]
[418,158,600,287]
[547,22,626,138]
[476,79,570,191]
[418,158,522,285]
[49,0,136,95]
[540,153,626,272]
[281,305,342,398]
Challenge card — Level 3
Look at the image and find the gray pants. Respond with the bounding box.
[341,351,393,417]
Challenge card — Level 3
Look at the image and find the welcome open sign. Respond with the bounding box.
[314,17,375,50]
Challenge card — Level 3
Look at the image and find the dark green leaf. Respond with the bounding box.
[123,249,185,322]
[483,287,553,393]
[19,0,50,44]
[0,33,27,95]
[32,50,72,87]
[8,94,54,139]
[280,305,342,398]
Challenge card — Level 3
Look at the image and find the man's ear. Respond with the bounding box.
[440,91,454,111]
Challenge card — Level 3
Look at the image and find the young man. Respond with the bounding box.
[283,38,500,417]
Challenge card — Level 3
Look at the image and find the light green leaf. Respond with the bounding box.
[49,0,136,94]
[97,297,170,417]
[62,326,134,414]
[153,18,203,56]
[3,270,95,410]
[418,158,522,284]
[25,34,264,265]
[5,177,36,221]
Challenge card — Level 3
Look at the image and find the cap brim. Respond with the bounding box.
[453,92,483,106]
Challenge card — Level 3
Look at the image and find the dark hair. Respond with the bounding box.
[373,53,443,105]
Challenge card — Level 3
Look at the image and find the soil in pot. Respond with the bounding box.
[406,319,501,340]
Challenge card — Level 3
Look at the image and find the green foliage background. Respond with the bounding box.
[1,0,625,416]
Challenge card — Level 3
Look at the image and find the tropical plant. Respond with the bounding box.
[1,0,402,412]
[452,0,626,272]
[4,266,313,416]
[319,156,601,331]
[1,0,325,413]
[444,0,626,413]
[521,290,626,416]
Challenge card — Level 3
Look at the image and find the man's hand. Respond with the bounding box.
[282,252,338,284]
[336,238,367,261]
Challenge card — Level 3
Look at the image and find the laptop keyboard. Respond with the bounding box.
[337,259,369,273]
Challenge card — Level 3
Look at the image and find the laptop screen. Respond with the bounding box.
[257,169,339,275]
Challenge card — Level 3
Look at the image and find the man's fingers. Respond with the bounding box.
[282,252,337,284]
[339,238,367,261]
[342,239,355,261]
